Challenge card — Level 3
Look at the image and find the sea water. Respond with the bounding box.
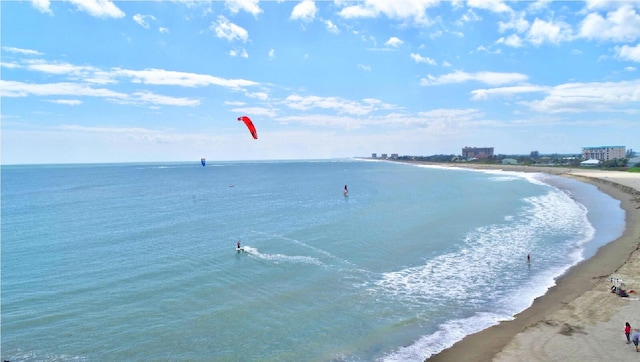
[1,159,624,361]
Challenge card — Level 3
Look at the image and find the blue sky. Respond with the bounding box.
[1,0,639,164]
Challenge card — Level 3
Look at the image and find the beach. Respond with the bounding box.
[423,164,640,361]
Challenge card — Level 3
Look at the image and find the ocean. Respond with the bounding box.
[1,159,625,361]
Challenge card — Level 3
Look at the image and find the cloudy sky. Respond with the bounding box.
[2,0,639,164]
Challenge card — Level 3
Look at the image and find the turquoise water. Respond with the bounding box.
[1,160,624,361]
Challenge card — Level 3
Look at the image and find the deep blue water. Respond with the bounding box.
[1,159,624,361]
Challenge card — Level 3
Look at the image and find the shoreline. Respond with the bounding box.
[412,163,640,361]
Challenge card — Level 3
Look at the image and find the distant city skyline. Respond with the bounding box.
[2,1,639,164]
[372,145,634,157]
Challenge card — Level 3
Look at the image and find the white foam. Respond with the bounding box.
[370,187,592,302]
[382,312,513,361]
[243,246,323,266]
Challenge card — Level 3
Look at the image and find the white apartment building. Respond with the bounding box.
[581,146,626,161]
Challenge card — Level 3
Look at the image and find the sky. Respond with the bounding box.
[1,0,639,164]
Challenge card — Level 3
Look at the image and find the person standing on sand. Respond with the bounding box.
[632,331,640,352]
[625,322,632,344]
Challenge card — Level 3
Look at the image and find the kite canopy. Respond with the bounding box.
[238,116,258,139]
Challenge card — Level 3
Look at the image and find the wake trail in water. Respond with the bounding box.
[239,245,324,266]
[252,231,374,276]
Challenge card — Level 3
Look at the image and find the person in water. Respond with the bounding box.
[237,240,241,249]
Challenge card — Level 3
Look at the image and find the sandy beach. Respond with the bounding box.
[418,163,640,361]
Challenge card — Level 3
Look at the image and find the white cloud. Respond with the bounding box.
[421,70,528,86]
[230,48,249,58]
[34,0,129,26]
[57,125,189,146]
[244,91,268,101]
[283,94,394,115]
[274,113,364,129]
[0,80,199,107]
[527,0,554,12]
[583,0,627,11]
[211,16,249,43]
[268,49,276,60]
[325,20,339,34]
[525,79,640,113]
[14,58,260,89]
[410,53,437,65]
[133,14,156,29]
[414,108,484,133]
[159,27,169,34]
[48,99,83,106]
[497,34,523,48]
[467,0,512,14]
[225,0,262,16]
[471,85,549,100]
[291,0,317,22]
[30,0,52,14]
[624,66,637,72]
[337,0,440,24]
[67,0,125,18]
[579,5,640,43]
[616,43,640,62]
[2,46,43,56]
[60,125,162,134]
[1,62,21,69]
[231,106,277,118]
[526,18,574,45]
[131,91,200,107]
[455,9,481,26]
[114,68,259,88]
[338,5,376,19]
[385,37,404,48]
[0,80,126,99]
[498,13,529,33]
[358,64,372,71]
[23,60,115,84]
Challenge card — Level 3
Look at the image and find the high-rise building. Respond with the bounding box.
[581,146,625,161]
[462,147,494,159]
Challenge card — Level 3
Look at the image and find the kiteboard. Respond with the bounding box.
[236,247,245,253]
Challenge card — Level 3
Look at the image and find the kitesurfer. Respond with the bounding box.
[237,240,241,249]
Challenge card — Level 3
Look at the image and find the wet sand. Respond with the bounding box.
[416,163,640,361]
